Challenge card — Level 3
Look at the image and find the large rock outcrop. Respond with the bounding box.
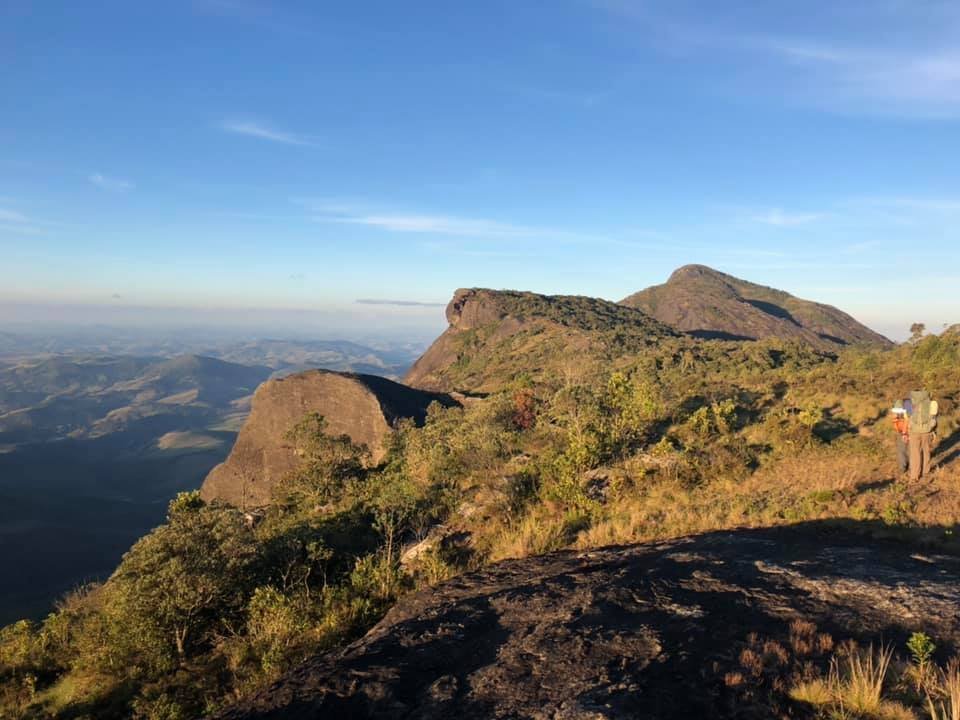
[214,522,960,719]
[200,370,454,506]
[621,265,892,349]
[404,288,676,392]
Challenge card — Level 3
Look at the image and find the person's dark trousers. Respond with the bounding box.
[896,435,909,474]
[909,432,934,481]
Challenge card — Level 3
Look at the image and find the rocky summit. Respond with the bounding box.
[200,370,455,506]
[620,265,892,349]
[213,522,960,719]
[404,288,678,393]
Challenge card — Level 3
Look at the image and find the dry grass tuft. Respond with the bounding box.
[763,639,790,667]
[789,619,818,656]
[833,643,913,718]
[790,643,916,720]
[928,658,960,720]
[724,671,745,687]
[789,677,832,707]
[739,647,764,678]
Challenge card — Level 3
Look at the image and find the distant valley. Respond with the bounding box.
[0,329,426,379]
[0,334,427,624]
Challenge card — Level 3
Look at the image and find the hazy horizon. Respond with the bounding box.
[0,278,942,344]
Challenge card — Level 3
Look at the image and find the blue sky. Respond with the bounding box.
[2,0,959,340]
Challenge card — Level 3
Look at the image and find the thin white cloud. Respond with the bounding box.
[0,208,28,223]
[0,207,49,236]
[356,298,446,307]
[197,0,317,37]
[89,173,134,192]
[0,224,45,236]
[595,1,960,117]
[332,213,547,239]
[222,120,316,146]
[762,40,960,115]
[751,209,822,227]
[304,199,623,244]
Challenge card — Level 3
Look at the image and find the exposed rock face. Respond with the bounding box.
[213,523,960,719]
[200,370,455,507]
[621,265,892,349]
[403,289,518,392]
[444,288,513,329]
[404,288,676,392]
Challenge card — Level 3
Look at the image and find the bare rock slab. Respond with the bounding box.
[214,522,960,719]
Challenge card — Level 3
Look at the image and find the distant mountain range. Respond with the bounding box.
[0,332,426,379]
[0,354,271,449]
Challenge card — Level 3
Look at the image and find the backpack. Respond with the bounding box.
[909,390,937,434]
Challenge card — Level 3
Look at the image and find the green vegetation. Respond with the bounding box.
[2,323,960,718]
[484,289,677,335]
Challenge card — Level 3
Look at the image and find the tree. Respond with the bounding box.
[281,413,368,506]
[367,467,421,564]
[103,504,259,672]
[910,323,927,343]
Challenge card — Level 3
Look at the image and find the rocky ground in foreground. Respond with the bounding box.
[215,521,960,719]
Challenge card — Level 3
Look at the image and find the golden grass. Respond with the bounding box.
[487,508,572,561]
[790,644,917,720]
[838,644,897,716]
[568,446,960,556]
[789,677,832,706]
[928,659,960,720]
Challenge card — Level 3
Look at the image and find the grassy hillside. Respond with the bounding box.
[2,322,958,718]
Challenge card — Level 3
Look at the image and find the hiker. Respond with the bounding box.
[890,400,910,476]
[907,390,939,481]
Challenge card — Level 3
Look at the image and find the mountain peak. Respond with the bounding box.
[622,267,891,348]
[667,264,729,282]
